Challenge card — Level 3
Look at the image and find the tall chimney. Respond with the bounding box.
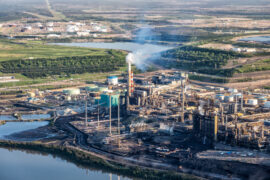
[128,61,132,96]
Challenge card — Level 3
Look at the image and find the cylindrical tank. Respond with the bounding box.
[215,94,225,101]
[66,96,72,101]
[263,101,270,108]
[98,87,108,93]
[228,88,238,93]
[85,84,98,92]
[107,76,118,85]
[225,96,234,102]
[247,99,258,106]
[63,88,80,95]
[27,92,35,98]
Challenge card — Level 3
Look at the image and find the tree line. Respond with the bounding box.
[162,46,247,77]
[0,53,126,78]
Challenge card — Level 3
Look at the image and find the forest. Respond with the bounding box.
[0,52,126,78]
[162,46,247,76]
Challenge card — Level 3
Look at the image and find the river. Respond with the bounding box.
[54,42,173,54]
[0,114,51,121]
[0,121,49,139]
[239,36,270,44]
[0,121,131,180]
[0,148,130,180]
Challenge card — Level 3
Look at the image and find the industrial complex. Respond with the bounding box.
[1,52,270,179]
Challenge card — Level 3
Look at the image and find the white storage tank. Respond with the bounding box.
[215,94,225,101]
[228,88,238,93]
[263,101,270,108]
[107,76,118,85]
[63,88,80,95]
[247,99,258,106]
[225,96,234,102]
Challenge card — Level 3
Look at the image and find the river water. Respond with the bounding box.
[0,121,49,139]
[0,121,131,180]
[0,114,51,121]
[54,42,173,54]
[239,36,270,44]
[0,148,130,180]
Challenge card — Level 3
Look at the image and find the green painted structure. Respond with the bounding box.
[98,93,119,107]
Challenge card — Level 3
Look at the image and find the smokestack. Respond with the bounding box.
[128,61,133,96]
[126,53,134,109]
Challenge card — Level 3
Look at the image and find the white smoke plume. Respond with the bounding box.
[126,53,134,64]
[125,26,173,70]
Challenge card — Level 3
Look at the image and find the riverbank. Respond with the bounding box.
[0,140,200,180]
[0,121,5,126]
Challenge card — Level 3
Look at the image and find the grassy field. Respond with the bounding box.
[0,39,128,90]
[0,39,113,62]
[237,58,270,73]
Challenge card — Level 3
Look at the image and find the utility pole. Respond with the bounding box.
[241,90,244,112]
[220,103,224,125]
[85,95,88,126]
[181,81,185,123]
[235,96,238,113]
[118,95,121,148]
[109,94,112,135]
[118,95,120,135]
[225,115,228,142]
[97,98,100,128]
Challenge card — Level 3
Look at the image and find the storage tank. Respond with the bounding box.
[247,99,258,106]
[85,84,98,92]
[215,94,225,101]
[66,96,72,101]
[228,88,238,93]
[98,87,108,93]
[225,96,234,102]
[63,88,80,95]
[107,76,118,85]
[263,101,270,108]
[27,92,35,98]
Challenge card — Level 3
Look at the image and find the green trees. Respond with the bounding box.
[162,46,247,77]
[0,53,126,78]
[162,46,246,69]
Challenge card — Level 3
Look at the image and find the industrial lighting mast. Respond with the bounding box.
[181,81,185,123]
[118,95,120,135]
[109,94,112,135]
[85,95,88,126]
[98,98,100,128]
[118,95,121,148]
